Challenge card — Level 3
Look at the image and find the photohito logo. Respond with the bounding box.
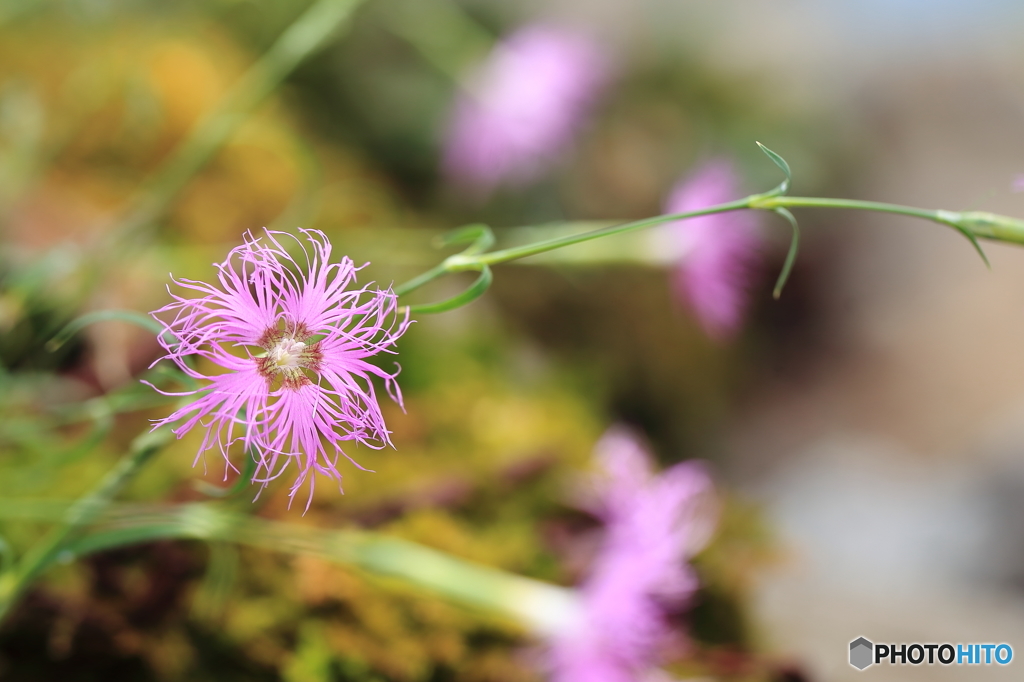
[849,637,1013,670]
[850,637,873,670]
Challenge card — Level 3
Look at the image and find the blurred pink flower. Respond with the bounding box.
[663,159,762,341]
[1012,174,1024,193]
[148,229,410,509]
[548,427,716,682]
[442,24,608,195]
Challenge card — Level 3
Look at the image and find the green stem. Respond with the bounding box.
[468,198,754,268]
[394,262,448,297]
[461,194,984,268]
[28,503,580,634]
[768,197,1024,246]
[757,196,946,222]
[395,192,1024,309]
[108,0,368,246]
[392,201,747,298]
[0,428,171,624]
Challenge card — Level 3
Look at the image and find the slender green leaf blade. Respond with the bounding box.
[772,207,800,299]
[408,266,492,314]
[47,309,163,351]
[756,142,792,182]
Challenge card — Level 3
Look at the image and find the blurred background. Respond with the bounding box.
[2,0,1024,680]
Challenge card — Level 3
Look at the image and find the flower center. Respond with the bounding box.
[269,337,306,371]
[256,330,322,390]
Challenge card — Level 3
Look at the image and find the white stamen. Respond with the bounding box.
[269,338,306,370]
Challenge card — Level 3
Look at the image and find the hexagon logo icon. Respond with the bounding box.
[850,637,874,670]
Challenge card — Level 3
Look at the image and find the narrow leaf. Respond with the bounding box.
[951,224,991,269]
[756,141,792,195]
[408,266,492,314]
[47,309,164,352]
[772,207,800,299]
[756,142,791,181]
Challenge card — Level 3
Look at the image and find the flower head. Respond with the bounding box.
[548,427,716,682]
[443,24,608,196]
[663,159,762,341]
[148,229,410,509]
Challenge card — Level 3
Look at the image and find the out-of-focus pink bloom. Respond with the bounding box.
[442,24,608,195]
[148,229,410,509]
[663,159,762,341]
[1012,175,1024,193]
[548,427,716,682]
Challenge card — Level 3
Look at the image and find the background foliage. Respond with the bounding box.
[0,0,893,680]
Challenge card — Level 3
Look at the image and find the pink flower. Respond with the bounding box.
[148,229,410,509]
[663,159,762,341]
[442,24,608,195]
[548,427,716,682]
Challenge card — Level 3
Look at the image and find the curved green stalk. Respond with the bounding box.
[771,207,800,299]
[55,503,580,635]
[46,309,165,352]
[395,193,1024,314]
[108,0,369,246]
[407,266,492,314]
[465,200,753,267]
[0,427,171,624]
